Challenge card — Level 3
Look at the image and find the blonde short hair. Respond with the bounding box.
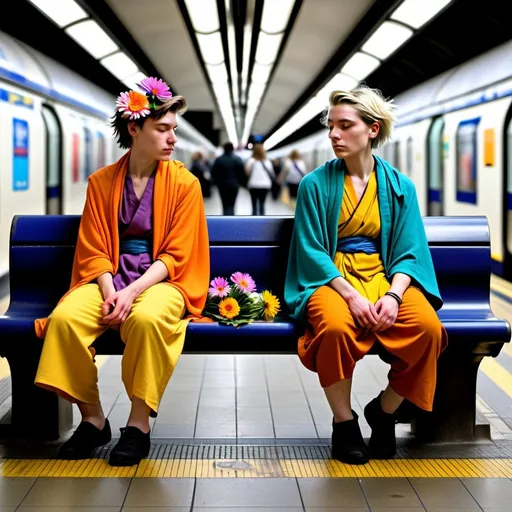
[324,86,396,148]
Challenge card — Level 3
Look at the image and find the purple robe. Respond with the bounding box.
[113,174,154,291]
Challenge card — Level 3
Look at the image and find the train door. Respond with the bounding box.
[426,116,445,216]
[97,131,106,169]
[393,140,401,170]
[504,110,512,279]
[41,105,62,214]
[406,136,413,177]
[84,125,93,178]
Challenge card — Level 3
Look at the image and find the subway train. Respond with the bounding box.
[0,29,213,286]
[268,39,512,280]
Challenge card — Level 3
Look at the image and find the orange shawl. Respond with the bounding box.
[34,152,210,338]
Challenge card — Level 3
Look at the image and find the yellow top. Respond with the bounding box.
[334,171,390,303]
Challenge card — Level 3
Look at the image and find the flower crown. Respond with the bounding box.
[115,77,173,120]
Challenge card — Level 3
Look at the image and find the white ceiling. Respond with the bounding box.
[105,0,377,141]
[252,0,375,134]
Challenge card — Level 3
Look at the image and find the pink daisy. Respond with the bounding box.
[209,277,231,298]
[230,272,257,293]
[138,77,173,102]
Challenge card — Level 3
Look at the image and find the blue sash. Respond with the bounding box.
[337,236,380,254]
[120,238,151,255]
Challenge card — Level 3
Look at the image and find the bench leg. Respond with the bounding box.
[412,347,485,443]
[0,345,72,441]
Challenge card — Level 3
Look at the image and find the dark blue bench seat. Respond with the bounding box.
[0,215,510,443]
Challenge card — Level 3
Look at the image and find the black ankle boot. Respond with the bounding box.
[58,419,112,460]
[364,392,397,459]
[109,426,151,466]
[331,410,370,465]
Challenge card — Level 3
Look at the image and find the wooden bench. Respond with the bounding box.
[0,215,509,443]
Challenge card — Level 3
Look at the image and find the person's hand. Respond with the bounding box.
[101,287,116,318]
[345,292,380,330]
[372,295,399,332]
[100,286,137,326]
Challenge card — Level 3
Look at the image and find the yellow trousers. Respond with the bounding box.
[35,283,187,413]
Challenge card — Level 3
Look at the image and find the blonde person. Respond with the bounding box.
[285,87,448,465]
[33,77,210,466]
[245,143,275,215]
[280,149,308,202]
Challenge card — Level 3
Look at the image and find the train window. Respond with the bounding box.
[97,131,105,169]
[72,133,79,183]
[41,105,62,214]
[406,137,413,176]
[456,117,480,204]
[507,120,512,254]
[427,117,445,216]
[393,141,401,169]
[83,126,94,178]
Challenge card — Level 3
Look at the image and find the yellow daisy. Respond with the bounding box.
[218,297,240,319]
[262,290,280,319]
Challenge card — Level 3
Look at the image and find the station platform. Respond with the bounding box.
[0,188,511,510]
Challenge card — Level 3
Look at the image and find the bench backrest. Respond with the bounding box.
[8,215,492,319]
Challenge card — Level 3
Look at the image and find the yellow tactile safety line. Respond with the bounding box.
[0,458,511,478]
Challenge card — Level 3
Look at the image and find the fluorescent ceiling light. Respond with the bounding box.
[213,83,231,106]
[184,0,219,33]
[242,98,262,144]
[251,63,272,84]
[242,106,258,144]
[220,116,237,142]
[227,23,239,105]
[255,32,282,66]
[28,0,87,28]
[241,25,252,97]
[66,19,118,59]
[217,101,238,144]
[196,32,224,65]
[100,52,138,81]
[341,52,380,81]
[391,0,453,29]
[362,21,413,60]
[260,0,295,33]
[123,71,147,90]
[207,63,228,84]
[248,82,266,101]
[316,73,358,101]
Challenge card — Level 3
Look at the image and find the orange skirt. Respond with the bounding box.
[299,286,448,411]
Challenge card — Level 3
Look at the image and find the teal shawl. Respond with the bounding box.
[284,155,443,324]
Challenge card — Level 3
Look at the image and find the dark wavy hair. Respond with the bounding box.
[111,95,188,149]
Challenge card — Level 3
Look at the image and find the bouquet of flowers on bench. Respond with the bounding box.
[202,272,281,327]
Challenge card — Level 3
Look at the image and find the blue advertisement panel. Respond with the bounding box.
[13,118,29,191]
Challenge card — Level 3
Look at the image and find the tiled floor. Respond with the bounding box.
[60,353,416,442]
[1,475,512,510]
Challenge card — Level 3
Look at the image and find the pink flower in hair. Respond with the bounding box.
[139,77,173,102]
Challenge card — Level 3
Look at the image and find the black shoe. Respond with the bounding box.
[109,426,151,467]
[364,392,397,459]
[57,419,112,460]
[331,410,370,465]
